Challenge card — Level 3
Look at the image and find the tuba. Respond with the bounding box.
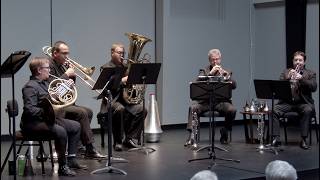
[123,32,152,104]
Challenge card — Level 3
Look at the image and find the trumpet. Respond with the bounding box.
[211,65,231,80]
[289,63,302,80]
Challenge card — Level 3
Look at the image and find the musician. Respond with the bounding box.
[100,43,147,151]
[185,49,237,147]
[271,51,317,150]
[21,57,85,176]
[49,41,106,158]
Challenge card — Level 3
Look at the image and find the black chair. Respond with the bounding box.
[280,110,318,145]
[97,112,125,147]
[1,100,55,175]
[199,110,232,143]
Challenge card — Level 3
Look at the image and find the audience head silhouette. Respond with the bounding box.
[265,160,297,180]
[191,170,218,180]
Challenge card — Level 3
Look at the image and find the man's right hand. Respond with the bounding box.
[65,67,76,77]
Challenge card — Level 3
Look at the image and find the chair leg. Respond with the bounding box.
[48,141,54,169]
[0,142,15,174]
[39,141,46,175]
[283,121,288,145]
[100,125,105,147]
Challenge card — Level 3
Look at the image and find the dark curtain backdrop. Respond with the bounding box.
[285,0,307,68]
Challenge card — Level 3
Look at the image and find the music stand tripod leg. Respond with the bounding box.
[127,80,156,155]
[91,92,127,175]
[189,82,239,164]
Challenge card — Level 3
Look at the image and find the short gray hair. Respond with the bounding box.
[208,49,221,58]
[191,170,218,180]
[265,160,297,180]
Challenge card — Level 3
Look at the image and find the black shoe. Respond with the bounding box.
[300,139,310,150]
[113,143,123,152]
[67,157,88,170]
[77,146,86,156]
[220,128,228,144]
[271,138,281,147]
[123,138,139,149]
[58,165,76,176]
[85,149,107,159]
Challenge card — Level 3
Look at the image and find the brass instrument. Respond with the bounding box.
[42,46,96,90]
[48,73,78,111]
[211,65,231,81]
[289,64,302,101]
[123,32,152,104]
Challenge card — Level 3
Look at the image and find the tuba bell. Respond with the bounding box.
[123,32,152,104]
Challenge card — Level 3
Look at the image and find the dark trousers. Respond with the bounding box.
[22,118,80,165]
[272,102,313,137]
[112,101,147,144]
[63,105,94,146]
[187,101,236,131]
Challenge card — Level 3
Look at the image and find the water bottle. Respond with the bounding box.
[17,155,26,176]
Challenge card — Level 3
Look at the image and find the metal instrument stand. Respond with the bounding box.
[188,81,240,168]
[255,113,278,155]
[254,80,291,155]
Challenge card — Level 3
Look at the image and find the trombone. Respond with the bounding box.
[42,46,105,96]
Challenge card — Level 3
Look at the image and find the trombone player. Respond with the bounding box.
[48,41,106,159]
[185,49,237,148]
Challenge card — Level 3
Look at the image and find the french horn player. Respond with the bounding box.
[271,51,317,150]
[45,41,107,159]
[185,49,237,149]
[99,39,148,152]
[20,57,82,176]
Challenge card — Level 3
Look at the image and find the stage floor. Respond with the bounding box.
[1,124,319,180]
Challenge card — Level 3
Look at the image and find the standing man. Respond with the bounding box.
[49,41,106,158]
[21,57,83,176]
[100,43,147,151]
[185,49,237,148]
[271,51,317,150]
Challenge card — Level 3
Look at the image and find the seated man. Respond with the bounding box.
[185,49,237,148]
[100,43,147,151]
[49,41,106,158]
[21,57,86,176]
[271,51,317,150]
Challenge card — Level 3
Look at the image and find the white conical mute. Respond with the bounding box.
[145,93,163,142]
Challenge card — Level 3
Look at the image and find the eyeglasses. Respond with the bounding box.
[60,52,69,55]
[41,66,50,69]
[114,51,124,55]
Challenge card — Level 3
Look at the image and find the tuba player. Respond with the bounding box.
[99,43,147,151]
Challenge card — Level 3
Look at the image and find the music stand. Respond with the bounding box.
[188,81,240,168]
[126,63,161,155]
[1,51,31,178]
[254,79,292,154]
[91,67,127,175]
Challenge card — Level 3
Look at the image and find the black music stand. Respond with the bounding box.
[91,67,127,175]
[1,51,31,178]
[254,79,291,155]
[188,81,240,168]
[126,63,161,155]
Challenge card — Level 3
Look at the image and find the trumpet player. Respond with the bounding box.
[21,57,83,176]
[271,51,317,150]
[49,41,106,159]
[185,49,237,147]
